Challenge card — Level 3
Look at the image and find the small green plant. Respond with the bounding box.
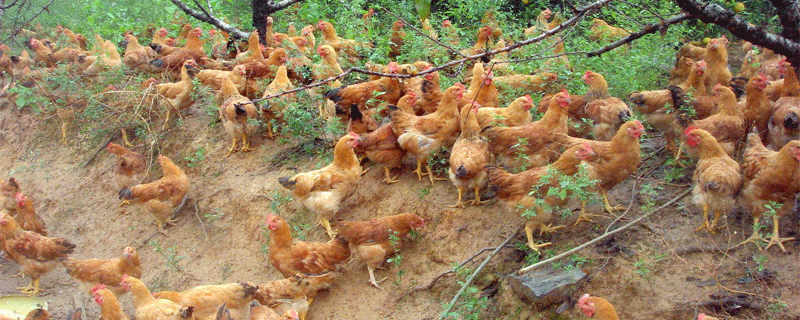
[387,230,404,285]
[524,163,599,220]
[442,264,488,320]
[184,147,206,168]
[269,191,293,213]
[418,184,432,198]
[511,137,530,171]
[752,253,768,272]
[149,240,186,273]
[204,208,224,223]
[220,262,233,280]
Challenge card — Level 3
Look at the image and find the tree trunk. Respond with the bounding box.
[251,0,306,45]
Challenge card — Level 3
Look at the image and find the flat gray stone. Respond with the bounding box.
[507,267,587,309]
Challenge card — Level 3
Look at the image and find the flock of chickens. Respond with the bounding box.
[0,6,799,320]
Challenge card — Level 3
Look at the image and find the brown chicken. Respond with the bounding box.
[120,275,196,320]
[493,72,559,94]
[577,71,633,140]
[676,84,745,157]
[737,130,800,251]
[277,133,361,237]
[324,61,402,114]
[764,58,796,101]
[106,142,147,205]
[0,177,21,213]
[122,33,156,72]
[119,155,190,230]
[588,19,629,42]
[449,104,493,207]
[316,20,371,61]
[485,143,595,251]
[249,302,299,320]
[460,26,492,56]
[235,30,265,65]
[464,64,499,109]
[156,59,199,129]
[768,60,800,150]
[738,74,772,143]
[261,65,295,139]
[485,89,571,169]
[62,246,142,296]
[390,84,466,184]
[151,27,207,71]
[12,193,47,235]
[336,213,425,288]
[388,20,406,59]
[253,272,334,320]
[153,282,257,320]
[703,36,732,90]
[0,211,75,295]
[219,78,259,156]
[554,120,644,215]
[684,127,742,232]
[577,294,619,320]
[473,95,532,129]
[92,284,129,320]
[417,76,443,115]
[265,214,350,277]
[355,123,405,184]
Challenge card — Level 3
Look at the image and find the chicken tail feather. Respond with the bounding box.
[119,188,132,199]
[278,176,296,188]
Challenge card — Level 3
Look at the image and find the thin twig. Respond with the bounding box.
[437,227,521,320]
[380,8,466,58]
[518,188,692,275]
[193,199,209,241]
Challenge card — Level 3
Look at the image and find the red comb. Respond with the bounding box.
[92,284,106,293]
[684,125,699,135]
[524,94,532,103]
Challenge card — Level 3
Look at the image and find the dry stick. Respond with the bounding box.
[380,8,466,58]
[437,227,521,320]
[518,187,692,275]
[240,0,616,107]
[401,244,512,297]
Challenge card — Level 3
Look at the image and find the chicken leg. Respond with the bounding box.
[412,159,425,181]
[472,186,487,205]
[694,204,711,232]
[121,128,134,147]
[366,266,388,290]
[601,189,625,213]
[524,223,552,252]
[425,164,448,185]
[449,187,466,208]
[225,137,239,157]
[240,133,253,152]
[17,278,41,296]
[708,209,724,232]
[736,216,765,249]
[573,200,603,226]
[61,121,69,145]
[319,218,336,239]
[764,214,795,252]
[382,167,399,184]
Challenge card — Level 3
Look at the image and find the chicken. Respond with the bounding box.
[346,104,378,137]
[588,19,629,42]
[764,58,797,101]
[485,143,596,251]
[675,84,745,157]
[737,131,800,251]
[0,211,76,296]
[277,133,361,237]
[460,26,492,56]
[354,122,405,184]
[417,77,443,115]
[768,60,800,150]
[448,104,493,207]
[576,71,633,140]
[388,20,406,59]
[475,94,533,129]
[738,74,772,143]
[219,78,259,156]
[554,120,645,215]
[106,142,147,205]
[539,71,610,122]
[249,302,298,320]
[576,293,619,320]
[62,246,142,296]
[524,8,553,35]
[28,38,53,67]
[261,65,294,139]
[152,282,257,320]
[253,272,334,320]
[703,36,732,90]
[485,89,571,169]
[324,61,402,114]
[464,64,499,109]
[92,284,129,320]
[235,30,265,65]
[265,214,350,277]
[151,27,207,71]
[0,177,21,213]
[336,213,425,288]
[441,20,461,48]
[12,193,47,236]
[19,308,51,320]
[316,20,371,61]
[119,155,190,230]
[120,275,196,320]
[684,127,742,232]
[389,83,466,184]
[314,45,343,85]
[493,72,559,94]
[81,37,122,77]
[122,33,156,72]
[156,59,199,129]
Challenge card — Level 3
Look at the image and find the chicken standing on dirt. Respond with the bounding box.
[737,130,800,251]
[354,123,405,184]
[554,120,644,218]
[448,104,492,208]
[261,65,294,139]
[684,127,742,233]
[336,213,425,289]
[265,214,350,277]
[576,293,619,320]
[155,59,199,129]
[92,284,129,320]
[120,275,196,320]
[152,282,257,320]
[277,133,361,238]
[106,142,146,206]
[485,144,595,251]
[62,246,142,296]
[12,193,47,236]
[0,211,76,296]
[119,155,189,231]
[219,78,259,157]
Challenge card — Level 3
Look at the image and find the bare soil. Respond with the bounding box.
[0,92,798,320]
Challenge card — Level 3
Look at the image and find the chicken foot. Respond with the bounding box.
[764,214,795,252]
[121,128,134,147]
[224,138,239,157]
[16,278,41,296]
[601,190,625,213]
[694,204,712,232]
[319,218,336,239]
[736,216,765,249]
[573,201,605,226]
[524,223,552,252]
[449,187,466,208]
[366,267,388,290]
[382,167,400,184]
[471,186,487,206]
[425,165,448,185]
[240,133,253,152]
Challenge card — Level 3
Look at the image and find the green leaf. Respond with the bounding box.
[415,0,431,21]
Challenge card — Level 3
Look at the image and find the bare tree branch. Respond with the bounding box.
[587,13,691,57]
[170,0,250,40]
[675,0,800,68]
[0,0,54,44]
[767,0,800,41]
